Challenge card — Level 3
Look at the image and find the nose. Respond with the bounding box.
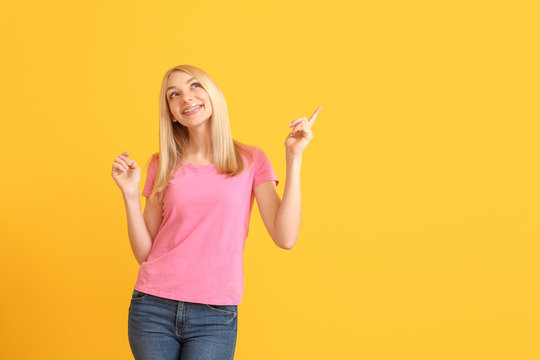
[181,92,194,103]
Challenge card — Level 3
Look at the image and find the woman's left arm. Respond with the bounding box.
[254,107,323,249]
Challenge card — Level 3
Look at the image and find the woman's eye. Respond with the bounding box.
[169,83,200,99]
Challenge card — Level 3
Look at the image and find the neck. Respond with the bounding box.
[185,123,212,159]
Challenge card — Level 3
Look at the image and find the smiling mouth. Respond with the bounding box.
[183,105,203,115]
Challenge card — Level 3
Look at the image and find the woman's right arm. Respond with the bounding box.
[123,193,162,265]
[112,152,162,265]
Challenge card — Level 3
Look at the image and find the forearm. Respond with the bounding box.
[274,152,302,249]
[123,193,154,264]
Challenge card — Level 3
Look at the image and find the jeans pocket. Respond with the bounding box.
[131,289,150,301]
[205,304,238,316]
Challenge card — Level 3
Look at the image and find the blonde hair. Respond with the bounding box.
[146,64,254,203]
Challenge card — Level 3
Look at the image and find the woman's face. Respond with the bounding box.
[166,71,213,127]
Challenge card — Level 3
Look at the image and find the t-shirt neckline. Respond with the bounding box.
[183,162,215,169]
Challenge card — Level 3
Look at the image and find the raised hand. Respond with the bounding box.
[284,107,322,156]
[111,151,141,197]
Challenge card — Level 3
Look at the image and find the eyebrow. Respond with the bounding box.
[166,77,196,92]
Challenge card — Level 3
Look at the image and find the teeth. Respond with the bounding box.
[184,105,202,114]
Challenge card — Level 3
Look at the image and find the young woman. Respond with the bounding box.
[111,64,322,359]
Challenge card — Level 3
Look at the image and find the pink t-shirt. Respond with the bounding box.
[133,145,279,305]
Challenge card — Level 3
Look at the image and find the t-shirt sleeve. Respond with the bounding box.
[252,146,279,189]
[142,154,159,197]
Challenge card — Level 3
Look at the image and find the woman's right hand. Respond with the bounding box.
[111,151,141,197]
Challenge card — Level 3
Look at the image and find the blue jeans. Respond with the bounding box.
[128,289,238,360]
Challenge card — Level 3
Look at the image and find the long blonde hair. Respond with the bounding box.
[146,64,253,203]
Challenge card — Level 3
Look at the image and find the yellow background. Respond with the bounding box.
[1,0,539,358]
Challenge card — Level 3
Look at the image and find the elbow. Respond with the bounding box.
[137,253,149,265]
[276,237,297,250]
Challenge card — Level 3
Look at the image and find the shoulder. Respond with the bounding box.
[234,140,258,153]
[251,145,270,160]
[247,145,274,172]
[233,140,263,162]
[239,141,264,155]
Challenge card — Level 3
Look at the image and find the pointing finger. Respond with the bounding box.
[308,107,323,127]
